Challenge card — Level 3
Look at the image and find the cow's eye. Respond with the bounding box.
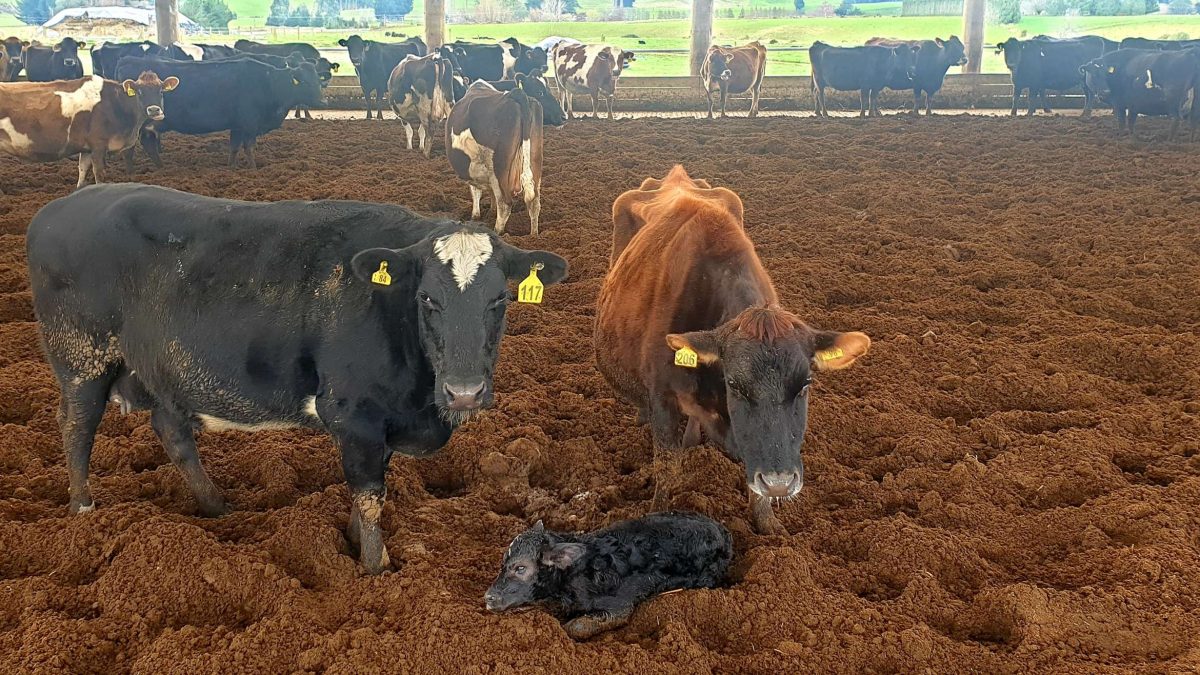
[796,383,812,400]
[488,293,510,310]
[417,291,439,310]
[514,565,526,574]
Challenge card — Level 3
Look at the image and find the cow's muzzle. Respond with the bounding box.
[443,381,486,412]
[752,471,803,499]
[63,58,78,67]
[720,69,732,81]
[146,105,164,121]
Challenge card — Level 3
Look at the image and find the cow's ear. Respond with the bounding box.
[121,79,136,97]
[162,76,179,92]
[330,62,340,71]
[810,331,871,371]
[350,246,420,291]
[540,542,585,569]
[52,44,61,52]
[665,331,721,366]
[498,246,568,286]
[934,37,945,47]
[338,39,348,46]
[77,41,86,49]
[20,40,29,47]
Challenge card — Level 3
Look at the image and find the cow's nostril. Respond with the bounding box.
[443,381,486,411]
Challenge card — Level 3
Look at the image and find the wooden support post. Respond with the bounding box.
[691,0,714,78]
[156,0,180,47]
[962,0,986,74]
[425,0,446,51]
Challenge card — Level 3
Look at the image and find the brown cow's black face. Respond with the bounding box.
[667,308,870,501]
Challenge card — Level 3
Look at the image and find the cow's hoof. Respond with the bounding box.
[69,500,95,514]
[197,498,229,518]
[360,543,392,575]
[564,612,628,640]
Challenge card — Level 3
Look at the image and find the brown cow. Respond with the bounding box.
[0,72,178,189]
[700,42,768,119]
[552,43,635,120]
[595,165,870,535]
[388,49,456,158]
[446,78,543,235]
[2,36,27,81]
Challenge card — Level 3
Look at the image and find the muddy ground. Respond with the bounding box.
[0,114,1198,674]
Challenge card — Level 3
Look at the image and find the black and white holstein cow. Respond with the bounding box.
[1082,48,1200,140]
[27,184,569,574]
[447,78,545,235]
[388,48,457,157]
[553,43,636,120]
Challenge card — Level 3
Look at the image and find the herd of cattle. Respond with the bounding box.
[1,31,1198,196]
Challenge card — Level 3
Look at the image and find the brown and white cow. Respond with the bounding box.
[388,49,456,158]
[700,41,768,119]
[594,165,871,535]
[553,43,635,120]
[0,72,178,189]
[446,78,543,235]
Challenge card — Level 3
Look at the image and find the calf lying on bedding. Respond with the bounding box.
[485,512,732,639]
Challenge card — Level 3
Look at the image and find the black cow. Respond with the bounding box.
[116,55,324,168]
[232,39,339,88]
[25,38,87,82]
[209,50,333,121]
[167,42,242,61]
[866,36,966,115]
[1082,48,1200,140]
[450,39,548,82]
[995,36,1114,116]
[3,36,26,80]
[1118,37,1200,51]
[485,513,732,640]
[91,41,164,78]
[27,183,569,574]
[810,41,919,117]
[339,35,426,119]
[489,76,567,127]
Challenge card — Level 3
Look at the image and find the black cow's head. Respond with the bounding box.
[995,38,1023,71]
[889,43,921,82]
[281,62,325,107]
[53,37,86,75]
[316,56,338,86]
[939,36,967,67]
[515,74,565,127]
[339,34,368,67]
[351,227,568,425]
[122,70,178,122]
[485,520,579,612]
[1080,58,1112,101]
[519,46,548,76]
[666,307,869,500]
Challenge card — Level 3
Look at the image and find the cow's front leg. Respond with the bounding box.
[122,147,136,176]
[749,490,788,536]
[418,124,430,158]
[150,407,227,516]
[648,396,685,509]
[75,153,94,189]
[402,120,414,149]
[90,150,108,184]
[469,185,483,220]
[590,92,599,118]
[337,434,392,574]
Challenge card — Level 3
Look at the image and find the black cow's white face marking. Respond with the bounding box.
[434,230,492,291]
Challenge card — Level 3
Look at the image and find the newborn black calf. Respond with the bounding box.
[485,511,732,639]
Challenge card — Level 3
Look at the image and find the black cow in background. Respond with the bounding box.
[234,39,340,89]
[167,42,241,61]
[810,41,920,117]
[995,36,1115,116]
[340,35,427,119]
[116,55,324,169]
[92,41,165,78]
[489,76,567,126]
[866,36,966,115]
[24,38,86,81]
[1119,37,1200,51]
[450,39,548,82]
[1082,48,1200,140]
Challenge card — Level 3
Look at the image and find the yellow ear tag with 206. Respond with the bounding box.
[518,263,544,304]
[674,346,698,368]
[371,261,392,286]
[816,347,844,362]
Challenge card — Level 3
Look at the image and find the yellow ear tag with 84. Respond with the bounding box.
[815,346,843,362]
[517,263,544,304]
[371,261,392,286]
[674,346,698,368]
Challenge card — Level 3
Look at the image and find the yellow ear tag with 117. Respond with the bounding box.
[518,263,544,304]
[674,346,698,368]
[371,261,392,286]
[816,347,843,362]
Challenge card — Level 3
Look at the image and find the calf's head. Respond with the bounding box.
[485,520,582,612]
[122,71,179,122]
[351,229,568,425]
[666,307,869,499]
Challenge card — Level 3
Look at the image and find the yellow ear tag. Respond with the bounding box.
[371,261,392,286]
[816,347,844,362]
[125,86,136,97]
[1107,66,1116,74]
[517,263,544,304]
[293,78,300,86]
[674,346,698,368]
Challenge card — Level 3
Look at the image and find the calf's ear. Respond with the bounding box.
[331,62,340,71]
[162,76,179,91]
[77,41,86,49]
[665,331,721,365]
[541,542,586,569]
[810,331,871,371]
[350,245,421,291]
[338,39,348,46]
[499,246,569,286]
